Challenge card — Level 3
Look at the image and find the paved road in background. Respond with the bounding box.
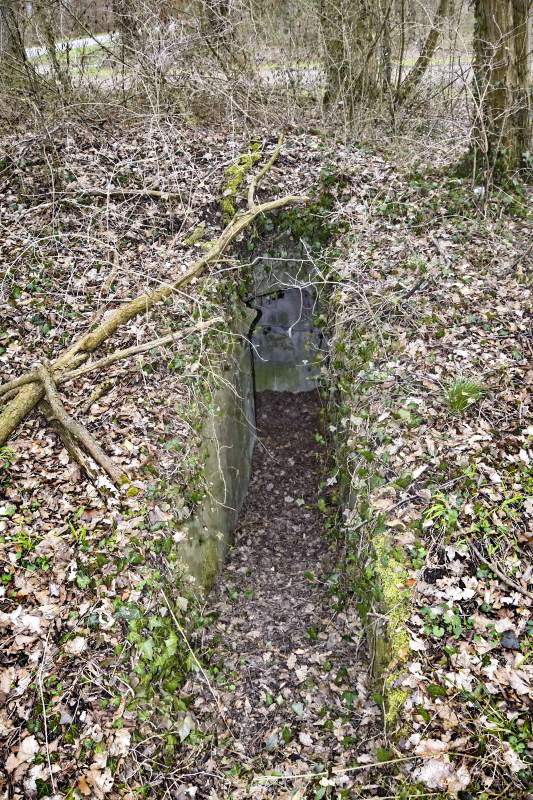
[26,32,115,59]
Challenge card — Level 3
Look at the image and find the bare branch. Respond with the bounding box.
[0,187,309,445]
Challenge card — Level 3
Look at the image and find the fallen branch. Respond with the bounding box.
[0,169,308,446]
[0,352,88,401]
[36,361,127,486]
[40,399,99,483]
[0,317,223,399]
[64,317,224,384]
[247,135,283,210]
[403,277,428,300]
[471,543,533,602]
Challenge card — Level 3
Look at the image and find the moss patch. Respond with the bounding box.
[221,142,261,224]
[373,533,410,663]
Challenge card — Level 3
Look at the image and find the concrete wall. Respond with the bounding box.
[252,287,323,392]
[179,327,256,589]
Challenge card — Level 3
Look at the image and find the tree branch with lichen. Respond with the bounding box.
[0,145,309,448]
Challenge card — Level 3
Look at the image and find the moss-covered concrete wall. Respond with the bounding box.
[179,320,256,589]
[330,342,412,726]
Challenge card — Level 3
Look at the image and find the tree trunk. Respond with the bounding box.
[472,0,531,176]
[201,0,248,77]
[319,0,382,113]
[511,0,532,166]
[113,0,139,56]
[396,0,449,103]
[0,1,41,99]
[0,2,27,80]
[33,0,70,93]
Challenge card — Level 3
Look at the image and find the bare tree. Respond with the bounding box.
[0,1,43,102]
[0,1,27,80]
[395,0,449,103]
[33,0,71,92]
[113,0,139,55]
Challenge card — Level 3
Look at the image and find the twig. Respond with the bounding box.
[403,277,427,300]
[101,248,120,295]
[37,630,56,795]
[65,317,224,383]
[74,187,184,201]
[251,751,480,783]
[161,590,233,734]
[470,543,533,601]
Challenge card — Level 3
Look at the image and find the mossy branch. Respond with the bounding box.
[0,180,309,446]
[221,140,262,223]
[0,318,223,399]
[247,135,283,210]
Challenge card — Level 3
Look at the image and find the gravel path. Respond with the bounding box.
[181,391,380,798]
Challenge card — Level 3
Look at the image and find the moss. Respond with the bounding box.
[385,679,409,725]
[221,142,261,224]
[183,223,206,246]
[373,532,410,663]
[355,532,411,724]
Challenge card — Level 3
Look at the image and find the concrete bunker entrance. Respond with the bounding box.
[245,238,326,395]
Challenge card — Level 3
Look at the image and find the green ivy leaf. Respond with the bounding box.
[165,631,178,656]
[140,638,154,660]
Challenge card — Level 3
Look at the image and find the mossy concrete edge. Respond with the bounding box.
[179,314,256,590]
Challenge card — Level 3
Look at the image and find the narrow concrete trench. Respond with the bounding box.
[180,286,379,797]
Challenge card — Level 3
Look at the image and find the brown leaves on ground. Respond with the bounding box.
[331,159,532,795]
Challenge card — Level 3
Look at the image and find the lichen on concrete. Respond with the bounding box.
[178,307,256,589]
